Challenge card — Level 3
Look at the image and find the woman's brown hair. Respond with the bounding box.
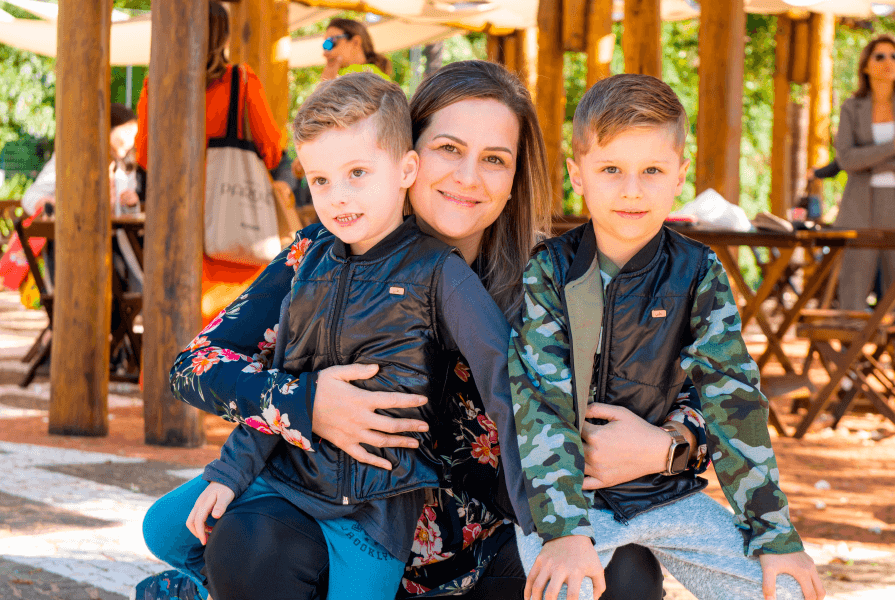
[855,34,895,98]
[327,18,392,77]
[207,2,230,85]
[409,60,552,317]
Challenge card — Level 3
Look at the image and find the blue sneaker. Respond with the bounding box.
[135,570,203,600]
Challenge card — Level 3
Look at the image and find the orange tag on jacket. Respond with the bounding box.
[651,309,666,318]
[389,286,405,295]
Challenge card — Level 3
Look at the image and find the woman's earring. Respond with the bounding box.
[507,193,512,201]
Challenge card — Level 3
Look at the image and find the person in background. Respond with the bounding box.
[134,1,287,326]
[833,34,895,310]
[21,103,139,217]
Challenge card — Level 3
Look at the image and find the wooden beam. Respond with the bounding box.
[790,17,811,85]
[807,11,835,196]
[228,0,290,132]
[586,0,614,88]
[50,0,112,436]
[564,0,588,52]
[771,14,793,217]
[623,0,661,77]
[143,0,207,447]
[503,32,519,74]
[695,0,745,203]
[537,0,566,214]
[486,34,502,64]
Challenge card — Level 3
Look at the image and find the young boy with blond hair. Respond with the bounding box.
[185,72,525,600]
[509,74,824,600]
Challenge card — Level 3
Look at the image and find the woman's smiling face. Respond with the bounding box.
[409,98,519,261]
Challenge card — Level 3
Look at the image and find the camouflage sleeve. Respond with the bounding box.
[664,387,709,473]
[509,250,593,543]
[681,251,804,556]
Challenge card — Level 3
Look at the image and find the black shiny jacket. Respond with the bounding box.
[265,217,458,504]
[543,222,709,522]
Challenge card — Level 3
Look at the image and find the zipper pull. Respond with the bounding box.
[342,496,349,505]
[588,384,597,404]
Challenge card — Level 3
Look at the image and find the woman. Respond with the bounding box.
[322,17,391,81]
[834,34,895,310]
[134,2,287,326]
[146,61,706,600]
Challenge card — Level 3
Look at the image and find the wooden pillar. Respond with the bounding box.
[586,0,614,88]
[695,0,745,203]
[50,0,112,436]
[486,34,503,64]
[564,0,587,52]
[771,14,793,217]
[504,32,519,74]
[537,0,566,213]
[623,0,661,77]
[519,27,539,100]
[229,0,289,131]
[807,11,835,196]
[143,0,207,447]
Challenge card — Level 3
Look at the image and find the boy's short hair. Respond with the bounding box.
[572,74,688,158]
[293,72,411,161]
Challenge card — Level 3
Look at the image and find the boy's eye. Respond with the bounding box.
[645,167,662,175]
[312,177,328,186]
[351,169,366,178]
[603,166,619,174]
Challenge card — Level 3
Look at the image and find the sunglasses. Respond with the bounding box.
[323,34,350,51]
[873,52,895,62]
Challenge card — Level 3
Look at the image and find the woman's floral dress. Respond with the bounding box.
[169,238,708,597]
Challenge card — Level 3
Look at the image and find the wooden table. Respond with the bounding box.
[793,230,895,437]
[669,227,858,377]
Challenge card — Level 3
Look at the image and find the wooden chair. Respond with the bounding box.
[14,217,144,386]
[796,308,895,429]
[12,216,53,387]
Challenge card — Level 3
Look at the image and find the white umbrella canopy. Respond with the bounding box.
[744,0,894,17]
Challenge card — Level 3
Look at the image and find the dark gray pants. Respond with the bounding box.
[836,186,895,310]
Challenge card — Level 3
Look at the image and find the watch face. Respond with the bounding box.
[670,442,690,474]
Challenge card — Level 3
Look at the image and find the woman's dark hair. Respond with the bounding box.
[207,2,230,85]
[110,102,136,129]
[409,60,551,317]
[855,34,895,98]
[328,18,392,77]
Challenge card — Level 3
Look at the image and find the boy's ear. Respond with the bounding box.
[567,157,585,196]
[400,150,419,189]
[675,158,690,196]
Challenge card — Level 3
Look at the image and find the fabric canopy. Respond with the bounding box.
[0,0,893,68]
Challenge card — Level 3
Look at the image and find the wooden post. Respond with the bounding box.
[503,32,519,74]
[623,0,661,77]
[229,0,290,131]
[586,0,614,88]
[771,14,793,217]
[143,0,207,447]
[807,11,835,196]
[49,0,112,436]
[486,34,503,64]
[537,0,566,214]
[563,0,587,52]
[695,0,745,203]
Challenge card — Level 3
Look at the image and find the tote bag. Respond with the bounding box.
[204,65,280,266]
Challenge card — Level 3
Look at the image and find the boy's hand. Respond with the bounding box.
[525,536,605,600]
[186,482,235,545]
[758,552,825,600]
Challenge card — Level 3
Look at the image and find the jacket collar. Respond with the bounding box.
[332,215,420,261]
[567,220,664,283]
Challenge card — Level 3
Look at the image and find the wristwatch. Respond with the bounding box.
[659,425,691,476]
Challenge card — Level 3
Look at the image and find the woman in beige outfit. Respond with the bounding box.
[835,35,895,309]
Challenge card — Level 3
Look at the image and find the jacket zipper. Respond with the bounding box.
[330,259,353,505]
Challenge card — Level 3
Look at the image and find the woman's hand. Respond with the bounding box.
[580,403,692,490]
[759,552,825,600]
[525,536,605,600]
[312,363,430,470]
[186,482,235,545]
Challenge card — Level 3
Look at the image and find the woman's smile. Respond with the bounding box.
[439,190,482,207]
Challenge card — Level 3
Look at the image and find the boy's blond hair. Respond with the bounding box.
[293,72,411,160]
[572,74,688,159]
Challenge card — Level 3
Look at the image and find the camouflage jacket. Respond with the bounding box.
[510,223,804,556]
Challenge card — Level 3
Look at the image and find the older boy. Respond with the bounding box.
[509,74,824,600]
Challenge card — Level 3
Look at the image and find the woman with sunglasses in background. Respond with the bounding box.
[321,17,391,81]
[833,34,895,309]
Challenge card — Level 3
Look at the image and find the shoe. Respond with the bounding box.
[134,570,203,600]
